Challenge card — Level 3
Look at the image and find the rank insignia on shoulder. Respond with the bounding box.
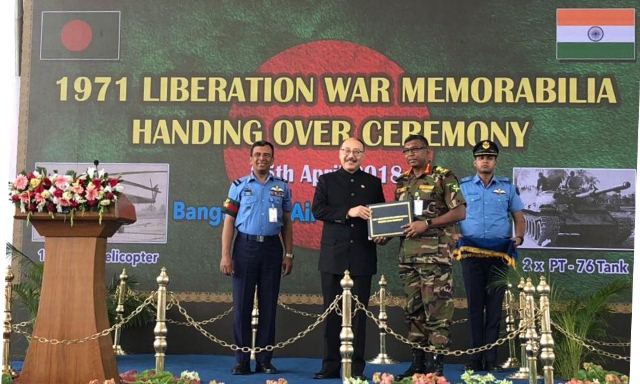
[493,188,506,195]
[435,166,449,174]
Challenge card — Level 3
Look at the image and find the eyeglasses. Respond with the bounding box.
[402,146,427,155]
[340,148,364,156]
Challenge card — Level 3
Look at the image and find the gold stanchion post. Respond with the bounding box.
[537,276,555,384]
[250,287,259,361]
[524,278,540,384]
[368,275,396,364]
[509,278,529,380]
[154,267,169,373]
[501,283,519,369]
[3,265,17,378]
[340,270,354,381]
[113,267,128,355]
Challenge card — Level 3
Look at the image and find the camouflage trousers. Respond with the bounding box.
[399,262,454,348]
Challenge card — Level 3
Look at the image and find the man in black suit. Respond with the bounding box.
[311,137,385,380]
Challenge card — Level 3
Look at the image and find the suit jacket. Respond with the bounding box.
[312,168,385,275]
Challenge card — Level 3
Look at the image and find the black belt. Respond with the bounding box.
[238,232,280,243]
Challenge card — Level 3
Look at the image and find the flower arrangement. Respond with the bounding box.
[564,363,629,384]
[459,370,512,384]
[8,163,123,225]
[265,379,288,384]
[363,371,511,384]
[90,369,291,384]
[367,372,450,384]
[92,369,209,384]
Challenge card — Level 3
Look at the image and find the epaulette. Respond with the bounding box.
[232,178,242,186]
[460,176,473,183]
[273,176,288,183]
[434,166,450,175]
[496,176,510,182]
[396,170,410,180]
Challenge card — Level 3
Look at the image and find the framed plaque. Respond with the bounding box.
[367,201,412,238]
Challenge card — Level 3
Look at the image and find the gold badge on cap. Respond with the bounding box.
[482,141,490,149]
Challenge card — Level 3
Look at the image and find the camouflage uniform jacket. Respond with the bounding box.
[395,165,466,264]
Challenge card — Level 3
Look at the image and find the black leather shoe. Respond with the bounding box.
[397,349,428,380]
[464,360,484,372]
[231,362,251,375]
[255,362,279,374]
[484,362,503,372]
[313,370,340,379]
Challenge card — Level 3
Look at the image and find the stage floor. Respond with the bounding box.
[11,354,560,383]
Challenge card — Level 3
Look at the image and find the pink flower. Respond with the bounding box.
[54,174,69,189]
[34,193,46,204]
[436,376,449,384]
[14,174,28,190]
[71,182,84,194]
[19,192,30,203]
[379,373,394,384]
[86,184,100,201]
[119,370,138,383]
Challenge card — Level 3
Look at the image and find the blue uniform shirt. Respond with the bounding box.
[224,172,292,236]
[459,174,524,239]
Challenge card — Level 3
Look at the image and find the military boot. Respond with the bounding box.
[397,349,428,380]
[428,354,444,376]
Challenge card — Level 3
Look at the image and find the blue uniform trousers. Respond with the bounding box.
[232,233,283,364]
[461,257,507,364]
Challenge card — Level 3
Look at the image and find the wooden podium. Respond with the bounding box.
[14,196,136,384]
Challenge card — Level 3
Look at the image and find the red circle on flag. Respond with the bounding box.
[60,19,93,52]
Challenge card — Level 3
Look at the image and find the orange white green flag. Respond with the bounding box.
[556,8,636,60]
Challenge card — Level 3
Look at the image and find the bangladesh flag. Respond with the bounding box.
[556,8,636,60]
[40,11,120,60]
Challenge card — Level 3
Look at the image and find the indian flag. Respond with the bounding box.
[556,8,636,60]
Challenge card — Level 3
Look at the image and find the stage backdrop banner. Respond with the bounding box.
[17,1,637,312]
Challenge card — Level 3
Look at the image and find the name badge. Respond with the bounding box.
[413,193,423,216]
[269,207,278,223]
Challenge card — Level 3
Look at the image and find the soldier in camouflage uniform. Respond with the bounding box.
[395,135,466,379]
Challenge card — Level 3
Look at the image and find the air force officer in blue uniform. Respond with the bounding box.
[220,140,293,375]
[456,140,525,372]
